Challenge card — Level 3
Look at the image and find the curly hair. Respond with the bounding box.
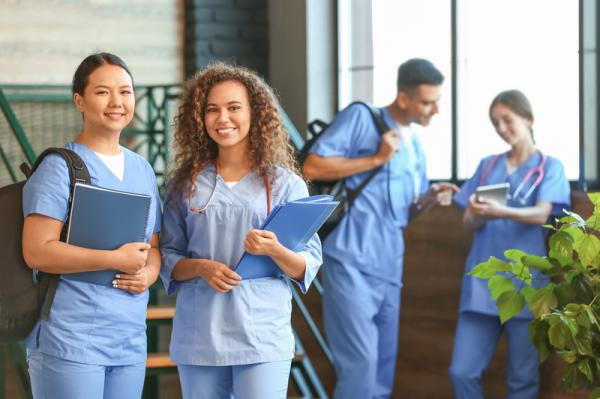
[168,63,299,198]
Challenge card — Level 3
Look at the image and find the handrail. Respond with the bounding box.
[0,88,36,166]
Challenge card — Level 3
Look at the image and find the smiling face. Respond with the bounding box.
[490,102,533,147]
[203,80,252,151]
[73,64,135,135]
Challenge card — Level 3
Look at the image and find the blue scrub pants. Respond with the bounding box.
[177,360,291,399]
[449,311,540,399]
[322,257,401,399]
[26,350,146,399]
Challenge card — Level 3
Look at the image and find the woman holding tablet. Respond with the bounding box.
[448,90,570,399]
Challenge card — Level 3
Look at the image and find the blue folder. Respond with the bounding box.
[235,195,339,279]
[64,183,151,286]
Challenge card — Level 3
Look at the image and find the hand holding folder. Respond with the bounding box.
[65,183,151,286]
[235,195,338,279]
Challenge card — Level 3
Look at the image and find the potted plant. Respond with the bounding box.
[469,193,600,398]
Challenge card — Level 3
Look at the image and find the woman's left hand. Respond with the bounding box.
[244,229,281,257]
[113,268,152,294]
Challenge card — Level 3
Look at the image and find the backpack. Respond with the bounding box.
[300,101,389,240]
[0,147,90,343]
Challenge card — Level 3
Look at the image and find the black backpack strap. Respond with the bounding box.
[344,102,390,207]
[30,147,91,320]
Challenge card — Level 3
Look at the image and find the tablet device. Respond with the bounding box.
[475,182,510,205]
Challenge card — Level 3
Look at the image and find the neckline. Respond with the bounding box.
[70,141,128,185]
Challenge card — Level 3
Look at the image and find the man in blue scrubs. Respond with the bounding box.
[303,58,456,398]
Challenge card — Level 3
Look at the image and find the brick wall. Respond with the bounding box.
[185,0,268,79]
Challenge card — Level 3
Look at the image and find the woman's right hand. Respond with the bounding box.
[197,260,242,293]
[115,242,150,274]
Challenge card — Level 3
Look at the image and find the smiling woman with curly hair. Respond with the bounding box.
[168,62,299,198]
[159,63,322,398]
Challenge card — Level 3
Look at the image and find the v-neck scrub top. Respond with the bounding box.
[22,141,162,365]
[160,165,322,366]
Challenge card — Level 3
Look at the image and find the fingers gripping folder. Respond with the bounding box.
[235,195,339,279]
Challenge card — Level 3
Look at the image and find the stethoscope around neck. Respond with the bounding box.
[478,150,546,205]
[188,162,272,215]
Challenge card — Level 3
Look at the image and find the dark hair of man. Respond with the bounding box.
[72,52,134,95]
[396,58,444,92]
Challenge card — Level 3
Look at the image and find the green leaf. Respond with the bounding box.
[529,288,558,318]
[573,328,593,356]
[510,263,532,284]
[497,291,525,323]
[548,322,569,349]
[587,192,600,207]
[561,350,577,364]
[586,213,600,230]
[522,255,554,273]
[577,358,593,383]
[589,387,600,399]
[574,233,600,267]
[549,231,574,261]
[520,285,536,303]
[488,275,516,301]
[563,226,584,242]
[468,257,511,279]
[528,319,550,362]
[504,249,528,262]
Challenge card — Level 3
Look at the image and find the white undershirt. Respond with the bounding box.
[224,181,239,188]
[94,150,125,181]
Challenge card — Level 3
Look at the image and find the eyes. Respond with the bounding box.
[206,105,242,113]
[94,89,133,96]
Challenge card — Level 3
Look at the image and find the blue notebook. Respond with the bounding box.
[64,183,151,286]
[235,195,339,279]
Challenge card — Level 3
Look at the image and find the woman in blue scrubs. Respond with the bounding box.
[22,53,162,399]
[160,63,322,399]
[448,90,570,399]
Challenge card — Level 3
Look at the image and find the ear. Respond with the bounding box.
[396,91,409,109]
[73,93,84,112]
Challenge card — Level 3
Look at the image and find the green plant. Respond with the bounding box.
[469,193,600,398]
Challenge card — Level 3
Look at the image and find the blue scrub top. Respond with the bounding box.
[23,141,162,365]
[454,151,570,318]
[309,104,428,285]
[160,165,322,366]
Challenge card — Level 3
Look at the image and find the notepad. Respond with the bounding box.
[64,183,152,286]
[475,182,510,205]
[235,195,339,280]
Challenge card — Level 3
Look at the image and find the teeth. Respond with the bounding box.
[217,128,234,134]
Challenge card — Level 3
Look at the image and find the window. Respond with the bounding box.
[365,0,580,181]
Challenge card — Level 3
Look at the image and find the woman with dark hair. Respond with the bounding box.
[22,52,162,398]
[448,90,570,398]
[160,62,322,398]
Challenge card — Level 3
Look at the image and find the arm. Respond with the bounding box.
[463,194,553,230]
[22,213,149,274]
[303,130,401,181]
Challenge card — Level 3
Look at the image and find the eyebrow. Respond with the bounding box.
[93,85,133,89]
[206,100,243,106]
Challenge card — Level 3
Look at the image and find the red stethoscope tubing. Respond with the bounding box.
[478,150,546,203]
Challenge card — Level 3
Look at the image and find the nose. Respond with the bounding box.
[217,110,230,123]
[431,101,439,115]
[108,92,123,108]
